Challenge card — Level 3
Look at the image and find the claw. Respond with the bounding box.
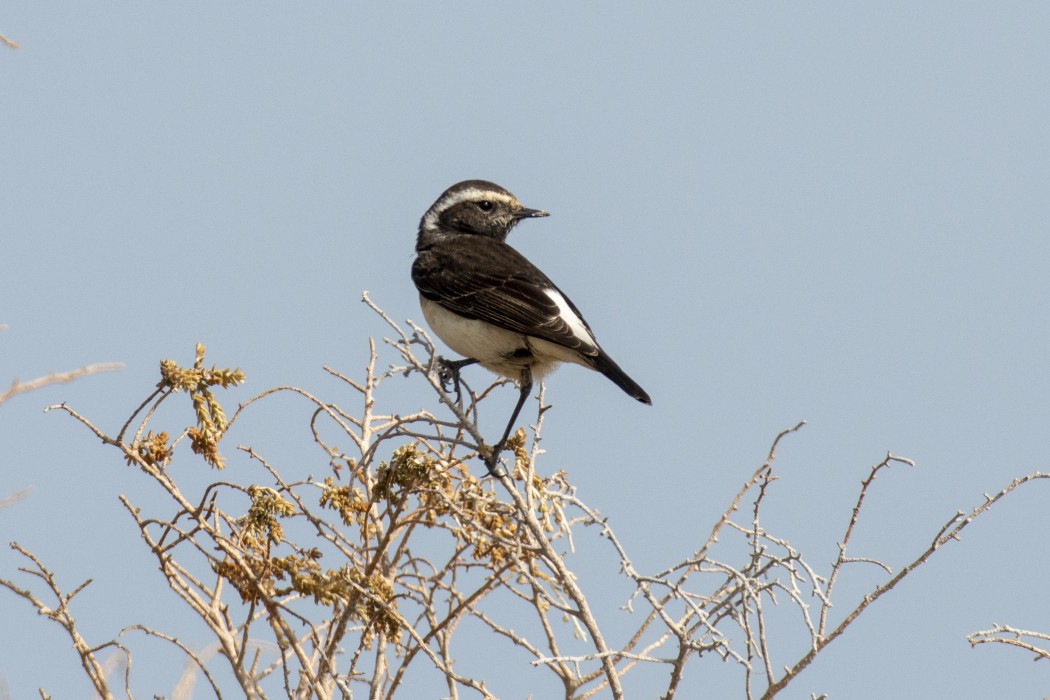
[482,445,503,477]
[436,356,478,406]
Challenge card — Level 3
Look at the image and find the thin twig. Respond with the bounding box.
[1,363,123,406]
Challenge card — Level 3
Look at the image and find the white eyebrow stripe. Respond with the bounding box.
[423,209,440,231]
[445,187,514,206]
[544,288,595,346]
[438,188,517,210]
[423,189,519,231]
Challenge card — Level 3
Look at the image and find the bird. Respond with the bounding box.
[411,180,651,474]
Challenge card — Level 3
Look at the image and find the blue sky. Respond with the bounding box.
[3,3,1050,697]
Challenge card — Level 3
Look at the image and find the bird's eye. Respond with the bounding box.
[476,201,494,212]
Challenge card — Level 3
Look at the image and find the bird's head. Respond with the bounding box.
[418,180,549,247]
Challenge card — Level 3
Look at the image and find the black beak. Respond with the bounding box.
[515,207,550,219]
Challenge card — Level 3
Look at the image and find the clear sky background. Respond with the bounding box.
[3,3,1050,698]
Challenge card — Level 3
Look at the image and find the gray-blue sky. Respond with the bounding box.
[3,3,1049,697]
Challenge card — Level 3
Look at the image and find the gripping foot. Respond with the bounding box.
[436,356,478,405]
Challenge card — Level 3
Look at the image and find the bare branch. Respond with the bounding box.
[968,624,1050,662]
[1,363,123,406]
[0,544,115,699]
[0,487,32,511]
[5,300,1046,698]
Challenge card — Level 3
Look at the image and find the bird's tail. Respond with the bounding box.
[591,351,652,405]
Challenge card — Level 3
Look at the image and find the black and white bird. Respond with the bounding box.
[412,180,651,473]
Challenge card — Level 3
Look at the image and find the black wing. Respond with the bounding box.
[412,237,599,354]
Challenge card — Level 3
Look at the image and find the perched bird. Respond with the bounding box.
[412,180,651,473]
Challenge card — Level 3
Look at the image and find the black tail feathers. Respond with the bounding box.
[591,352,651,405]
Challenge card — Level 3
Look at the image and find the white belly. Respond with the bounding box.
[420,296,587,381]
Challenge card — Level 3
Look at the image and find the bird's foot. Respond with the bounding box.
[482,441,506,477]
[436,357,463,404]
[436,356,476,405]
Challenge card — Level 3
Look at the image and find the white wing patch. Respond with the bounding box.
[544,288,595,347]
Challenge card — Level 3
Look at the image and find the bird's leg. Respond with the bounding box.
[436,356,478,405]
[484,368,533,477]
